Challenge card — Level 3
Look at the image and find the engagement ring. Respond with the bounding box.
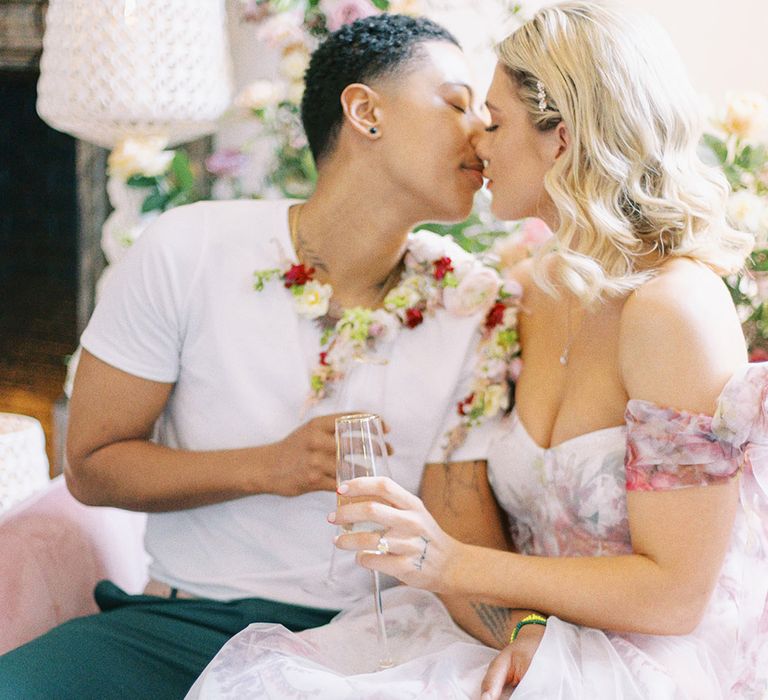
[377,536,390,555]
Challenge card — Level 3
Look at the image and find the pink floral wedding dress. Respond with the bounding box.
[187,364,768,700]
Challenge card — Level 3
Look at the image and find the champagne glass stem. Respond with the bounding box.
[325,533,340,585]
[372,570,394,670]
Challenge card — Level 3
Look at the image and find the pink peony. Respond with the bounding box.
[205,149,249,178]
[443,267,502,317]
[321,0,379,32]
[520,217,554,248]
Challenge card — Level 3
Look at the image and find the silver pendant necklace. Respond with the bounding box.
[560,300,584,367]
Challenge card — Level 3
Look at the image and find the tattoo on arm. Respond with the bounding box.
[470,602,513,647]
[440,460,484,514]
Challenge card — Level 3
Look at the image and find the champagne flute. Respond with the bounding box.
[303,359,387,595]
[335,413,394,671]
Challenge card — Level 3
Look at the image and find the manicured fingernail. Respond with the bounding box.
[327,511,336,523]
[337,483,349,494]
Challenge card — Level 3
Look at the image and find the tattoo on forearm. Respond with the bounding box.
[470,602,513,647]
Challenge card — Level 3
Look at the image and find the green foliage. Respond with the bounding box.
[127,151,198,214]
[415,216,514,254]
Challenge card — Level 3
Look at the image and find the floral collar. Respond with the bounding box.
[253,230,522,455]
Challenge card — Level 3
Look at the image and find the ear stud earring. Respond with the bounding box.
[369,127,378,135]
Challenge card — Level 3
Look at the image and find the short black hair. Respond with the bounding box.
[301,14,460,164]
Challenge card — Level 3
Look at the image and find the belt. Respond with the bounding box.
[143,578,198,599]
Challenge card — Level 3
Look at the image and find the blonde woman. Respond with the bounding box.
[334,2,768,698]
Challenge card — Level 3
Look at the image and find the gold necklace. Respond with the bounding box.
[288,202,303,261]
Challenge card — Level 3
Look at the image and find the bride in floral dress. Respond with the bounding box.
[188,3,767,698]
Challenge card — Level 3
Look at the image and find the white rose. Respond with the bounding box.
[107,137,173,180]
[502,306,519,327]
[407,230,451,264]
[255,11,305,48]
[235,80,285,112]
[294,280,332,319]
[443,266,501,317]
[280,47,310,82]
[369,309,400,341]
[384,280,422,311]
[326,339,355,368]
[480,358,508,383]
[719,92,768,141]
[727,190,768,234]
[482,383,509,418]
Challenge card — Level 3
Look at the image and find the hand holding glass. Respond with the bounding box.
[335,413,394,670]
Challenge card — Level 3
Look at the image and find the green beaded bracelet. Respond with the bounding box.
[510,613,547,643]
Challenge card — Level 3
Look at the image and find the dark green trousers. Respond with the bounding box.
[0,580,339,700]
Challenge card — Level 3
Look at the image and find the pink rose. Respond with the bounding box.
[443,267,501,317]
[520,217,554,248]
[507,357,523,382]
[320,0,379,32]
[205,149,249,178]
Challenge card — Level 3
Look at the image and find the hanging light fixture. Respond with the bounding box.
[37,0,233,149]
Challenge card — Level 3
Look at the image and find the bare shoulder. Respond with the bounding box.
[619,258,747,414]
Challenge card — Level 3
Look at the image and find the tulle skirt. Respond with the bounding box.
[187,586,746,700]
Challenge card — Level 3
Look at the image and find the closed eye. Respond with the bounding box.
[485,124,499,132]
[451,104,467,114]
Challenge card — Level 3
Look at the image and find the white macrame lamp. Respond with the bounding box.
[37,0,233,149]
[36,0,233,266]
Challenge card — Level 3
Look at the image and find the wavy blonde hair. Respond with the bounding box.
[495,1,752,302]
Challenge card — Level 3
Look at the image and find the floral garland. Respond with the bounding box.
[442,278,522,457]
[253,231,522,443]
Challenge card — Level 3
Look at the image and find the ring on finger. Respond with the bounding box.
[377,535,390,555]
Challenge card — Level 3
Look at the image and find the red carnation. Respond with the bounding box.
[284,264,315,287]
[749,347,768,363]
[457,393,475,416]
[319,351,329,366]
[485,301,506,330]
[405,308,424,329]
[432,256,454,281]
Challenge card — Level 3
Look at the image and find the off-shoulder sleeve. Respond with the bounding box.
[624,401,740,491]
[625,363,768,492]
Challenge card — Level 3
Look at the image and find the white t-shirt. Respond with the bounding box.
[81,199,493,609]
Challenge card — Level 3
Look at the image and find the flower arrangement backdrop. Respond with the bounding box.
[103,0,768,360]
